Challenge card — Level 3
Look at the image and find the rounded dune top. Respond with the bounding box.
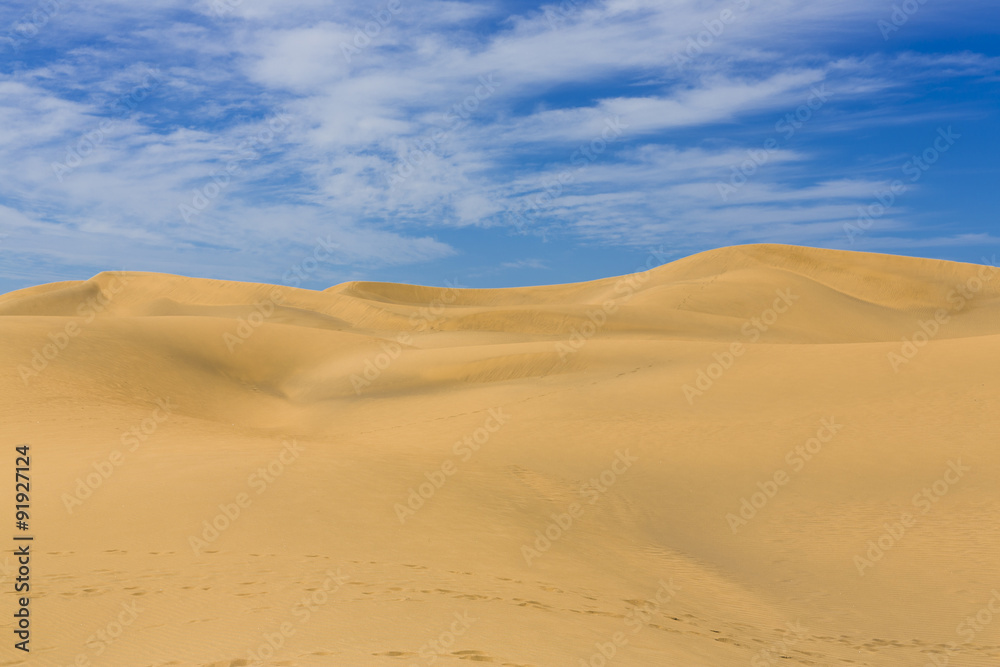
[1,244,997,344]
[326,243,1000,311]
[660,243,999,308]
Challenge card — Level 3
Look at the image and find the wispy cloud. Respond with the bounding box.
[501,258,548,270]
[0,0,997,290]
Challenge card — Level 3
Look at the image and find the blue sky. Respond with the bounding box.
[1,0,998,294]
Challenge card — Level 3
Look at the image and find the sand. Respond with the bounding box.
[1,243,999,666]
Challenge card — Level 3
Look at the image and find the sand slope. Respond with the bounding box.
[1,243,999,666]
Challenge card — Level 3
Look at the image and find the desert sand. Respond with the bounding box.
[1,243,999,666]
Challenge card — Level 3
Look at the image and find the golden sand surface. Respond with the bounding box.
[1,244,999,666]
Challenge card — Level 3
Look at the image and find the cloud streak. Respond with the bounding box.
[0,0,996,290]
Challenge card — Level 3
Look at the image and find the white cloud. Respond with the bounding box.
[0,0,995,288]
[501,258,548,270]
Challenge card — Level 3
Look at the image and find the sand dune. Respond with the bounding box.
[2,243,999,666]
